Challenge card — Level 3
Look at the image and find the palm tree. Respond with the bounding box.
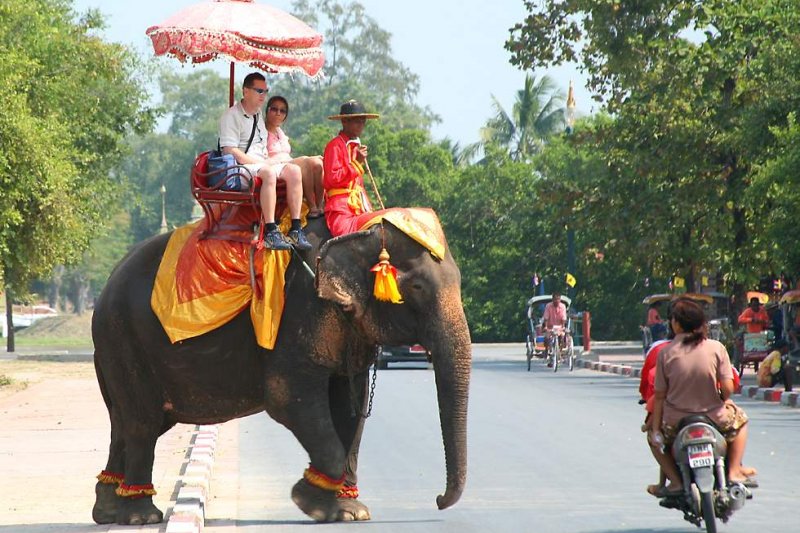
[472,74,567,162]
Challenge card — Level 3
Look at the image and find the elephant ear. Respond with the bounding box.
[316,229,381,317]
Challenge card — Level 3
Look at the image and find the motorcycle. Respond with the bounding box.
[656,415,752,533]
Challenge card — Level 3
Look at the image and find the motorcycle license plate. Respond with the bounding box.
[688,444,714,468]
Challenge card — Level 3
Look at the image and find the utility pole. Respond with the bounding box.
[159,184,168,234]
[565,81,577,299]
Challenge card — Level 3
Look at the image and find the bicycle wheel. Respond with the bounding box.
[552,335,560,372]
[567,335,575,371]
[526,334,533,371]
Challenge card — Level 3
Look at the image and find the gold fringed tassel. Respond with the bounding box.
[337,485,359,499]
[115,483,157,499]
[96,470,124,485]
[370,248,403,303]
[303,466,346,492]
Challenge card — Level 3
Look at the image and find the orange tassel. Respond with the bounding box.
[370,248,403,303]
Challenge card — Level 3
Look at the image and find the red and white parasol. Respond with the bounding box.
[146,0,325,105]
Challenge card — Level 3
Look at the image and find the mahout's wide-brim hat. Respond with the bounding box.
[328,99,380,120]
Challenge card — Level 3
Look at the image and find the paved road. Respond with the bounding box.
[204,345,800,532]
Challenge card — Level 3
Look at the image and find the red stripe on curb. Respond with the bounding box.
[763,389,782,402]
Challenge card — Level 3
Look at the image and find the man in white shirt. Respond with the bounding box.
[219,72,310,251]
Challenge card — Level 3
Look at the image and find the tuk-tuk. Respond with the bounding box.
[525,294,572,371]
[732,291,774,375]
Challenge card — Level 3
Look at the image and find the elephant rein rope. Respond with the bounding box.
[364,159,386,210]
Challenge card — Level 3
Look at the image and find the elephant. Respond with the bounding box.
[90,216,471,525]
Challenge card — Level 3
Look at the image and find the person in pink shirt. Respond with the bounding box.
[542,292,567,330]
[542,292,568,362]
[264,95,325,219]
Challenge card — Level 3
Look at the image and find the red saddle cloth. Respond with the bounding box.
[151,218,293,350]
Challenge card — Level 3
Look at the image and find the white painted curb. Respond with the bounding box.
[166,424,219,533]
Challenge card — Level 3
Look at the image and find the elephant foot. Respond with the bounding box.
[291,479,346,522]
[337,497,371,521]
[115,497,163,525]
[92,482,120,524]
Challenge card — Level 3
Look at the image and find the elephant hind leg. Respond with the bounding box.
[93,365,125,524]
[114,409,166,525]
[94,350,166,525]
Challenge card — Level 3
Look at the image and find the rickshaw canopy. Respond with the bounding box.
[527,294,571,309]
[746,291,770,304]
[682,292,714,304]
[779,289,800,305]
[642,293,673,305]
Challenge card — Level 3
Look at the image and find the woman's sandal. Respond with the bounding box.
[730,477,759,488]
[647,484,683,498]
[307,210,324,219]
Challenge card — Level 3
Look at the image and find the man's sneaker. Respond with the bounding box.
[287,228,313,251]
[262,229,292,251]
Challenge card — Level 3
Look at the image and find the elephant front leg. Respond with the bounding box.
[328,373,371,521]
[266,373,354,522]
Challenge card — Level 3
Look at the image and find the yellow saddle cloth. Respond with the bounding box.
[151,220,290,350]
[357,207,446,260]
[151,207,446,350]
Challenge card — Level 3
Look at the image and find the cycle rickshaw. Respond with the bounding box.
[525,294,572,371]
[732,291,773,375]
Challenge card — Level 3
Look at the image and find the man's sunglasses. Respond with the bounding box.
[247,87,268,95]
[268,106,288,115]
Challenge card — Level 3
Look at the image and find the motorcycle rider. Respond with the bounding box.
[648,297,757,497]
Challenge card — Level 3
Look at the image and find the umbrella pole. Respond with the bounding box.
[229,62,235,107]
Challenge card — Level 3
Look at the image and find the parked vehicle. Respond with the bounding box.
[525,294,572,371]
[641,293,733,356]
[11,305,57,329]
[656,416,753,533]
[376,344,430,370]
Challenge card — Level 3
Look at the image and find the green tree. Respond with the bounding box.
[477,74,566,162]
[0,0,153,347]
[506,0,800,305]
[437,147,564,341]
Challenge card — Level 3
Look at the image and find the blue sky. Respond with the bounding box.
[72,0,593,146]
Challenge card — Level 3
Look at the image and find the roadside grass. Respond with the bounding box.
[0,374,11,387]
[13,336,93,348]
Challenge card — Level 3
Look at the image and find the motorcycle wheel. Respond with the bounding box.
[701,491,717,533]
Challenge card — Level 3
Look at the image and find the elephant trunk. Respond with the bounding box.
[428,290,471,510]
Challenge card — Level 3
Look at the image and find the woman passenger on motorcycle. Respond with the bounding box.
[648,297,756,496]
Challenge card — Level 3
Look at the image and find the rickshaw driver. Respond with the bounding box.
[738,297,769,334]
[542,292,568,354]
